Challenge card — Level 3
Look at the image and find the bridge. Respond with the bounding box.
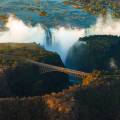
[26,59,90,78]
[0,54,90,80]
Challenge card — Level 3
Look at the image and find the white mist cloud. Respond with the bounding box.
[86,14,120,36]
[52,27,85,50]
[1,14,120,63]
[110,58,118,69]
[47,27,85,61]
[0,15,45,44]
[0,15,85,62]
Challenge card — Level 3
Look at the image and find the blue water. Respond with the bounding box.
[0,0,96,28]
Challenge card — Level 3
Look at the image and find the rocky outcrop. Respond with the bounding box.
[42,84,80,120]
[66,35,120,72]
[0,43,69,97]
[0,85,80,120]
[0,72,119,120]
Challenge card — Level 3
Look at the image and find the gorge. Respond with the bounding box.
[1,14,120,64]
[0,0,120,120]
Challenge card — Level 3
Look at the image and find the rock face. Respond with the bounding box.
[0,43,69,97]
[0,71,119,120]
[0,84,83,120]
[66,35,120,72]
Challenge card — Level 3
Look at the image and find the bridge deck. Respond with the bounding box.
[26,59,90,77]
[0,54,90,77]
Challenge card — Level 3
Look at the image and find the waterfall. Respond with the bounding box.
[44,28,52,47]
[43,27,85,62]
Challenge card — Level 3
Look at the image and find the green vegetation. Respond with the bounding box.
[66,35,120,72]
[0,43,68,97]
[0,43,55,67]
[0,42,118,120]
[75,70,120,120]
[0,97,45,120]
[0,70,119,120]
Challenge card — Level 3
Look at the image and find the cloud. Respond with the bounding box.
[0,15,85,62]
[0,14,45,44]
[86,14,120,36]
[1,14,120,62]
[47,27,85,61]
